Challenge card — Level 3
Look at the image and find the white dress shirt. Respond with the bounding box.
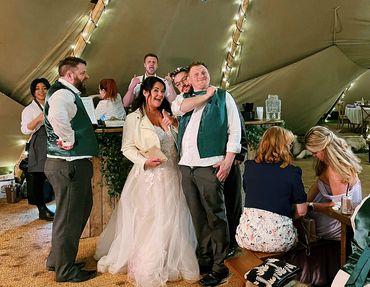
[21,100,44,135]
[172,90,241,167]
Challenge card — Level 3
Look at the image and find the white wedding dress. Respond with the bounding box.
[95,127,199,287]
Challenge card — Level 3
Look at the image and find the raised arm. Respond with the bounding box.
[123,75,141,107]
[164,73,177,103]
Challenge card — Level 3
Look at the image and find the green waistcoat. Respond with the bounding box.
[177,89,228,158]
[44,81,98,157]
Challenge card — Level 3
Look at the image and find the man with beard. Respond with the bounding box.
[123,53,176,107]
[43,56,98,283]
[172,66,247,259]
[172,62,241,286]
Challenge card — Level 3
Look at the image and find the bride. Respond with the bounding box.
[95,77,199,287]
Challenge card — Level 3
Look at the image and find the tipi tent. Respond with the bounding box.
[1,0,370,170]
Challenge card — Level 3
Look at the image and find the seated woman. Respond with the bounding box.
[95,79,126,121]
[304,126,362,240]
[236,126,307,253]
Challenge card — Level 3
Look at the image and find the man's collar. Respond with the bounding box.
[58,78,81,94]
[193,90,207,95]
[144,73,157,79]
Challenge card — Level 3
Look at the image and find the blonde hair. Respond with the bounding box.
[255,126,295,168]
[304,126,362,183]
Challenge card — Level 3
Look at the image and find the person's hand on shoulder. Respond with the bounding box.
[205,86,216,99]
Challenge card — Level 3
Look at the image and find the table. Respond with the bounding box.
[345,105,370,133]
[320,207,352,266]
[245,119,284,126]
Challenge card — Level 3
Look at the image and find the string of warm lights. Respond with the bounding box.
[71,0,110,57]
[220,0,250,89]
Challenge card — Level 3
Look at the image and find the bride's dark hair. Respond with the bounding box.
[131,76,172,116]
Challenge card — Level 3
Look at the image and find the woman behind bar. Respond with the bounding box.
[304,126,363,240]
[95,78,126,121]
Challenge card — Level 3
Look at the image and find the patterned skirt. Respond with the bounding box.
[235,208,297,253]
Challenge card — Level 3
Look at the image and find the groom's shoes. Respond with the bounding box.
[56,270,97,283]
[200,270,229,286]
[46,261,86,272]
[199,264,212,275]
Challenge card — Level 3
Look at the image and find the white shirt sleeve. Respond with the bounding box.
[47,89,77,146]
[21,101,43,135]
[171,94,185,116]
[95,100,108,120]
[225,91,241,154]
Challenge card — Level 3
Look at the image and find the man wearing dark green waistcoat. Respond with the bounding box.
[43,57,98,283]
[171,67,247,259]
[172,62,241,286]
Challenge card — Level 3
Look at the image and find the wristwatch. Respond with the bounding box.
[307,202,314,212]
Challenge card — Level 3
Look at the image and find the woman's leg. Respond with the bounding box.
[26,172,54,220]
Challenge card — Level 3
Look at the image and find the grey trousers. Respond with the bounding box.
[179,165,229,274]
[44,158,93,281]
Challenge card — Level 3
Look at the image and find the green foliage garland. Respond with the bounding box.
[245,125,266,150]
[96,132,133,198]
[245,122,286,150]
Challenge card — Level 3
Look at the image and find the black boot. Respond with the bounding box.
[38,205,54,221]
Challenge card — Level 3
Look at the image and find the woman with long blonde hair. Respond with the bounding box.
[236,126,307,252]
[304,126,362,240]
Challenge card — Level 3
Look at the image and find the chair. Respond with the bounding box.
[336,102,351,131]
[360,104,370,137]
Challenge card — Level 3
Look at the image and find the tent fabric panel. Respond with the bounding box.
[229,46,365,135]
[233,0,370,85]
[82,0,236,94]
[0,1,92,105]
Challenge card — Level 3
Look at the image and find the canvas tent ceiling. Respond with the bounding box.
[1,0,370,168]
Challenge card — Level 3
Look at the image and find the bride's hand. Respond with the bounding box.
[144,158,162,169]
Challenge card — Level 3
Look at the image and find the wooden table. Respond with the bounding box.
[95,127,123,133]
[245,119,285,126]
[320,207,352,266]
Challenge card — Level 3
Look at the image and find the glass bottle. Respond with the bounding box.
[265,95,281,120]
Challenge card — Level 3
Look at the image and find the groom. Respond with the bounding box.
[172,62,241,286]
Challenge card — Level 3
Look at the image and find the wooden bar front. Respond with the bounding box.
[81,127,122,238]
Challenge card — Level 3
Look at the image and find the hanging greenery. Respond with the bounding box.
[96,132,132,198]
[245,125,266,150]
[245,122,287,150]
